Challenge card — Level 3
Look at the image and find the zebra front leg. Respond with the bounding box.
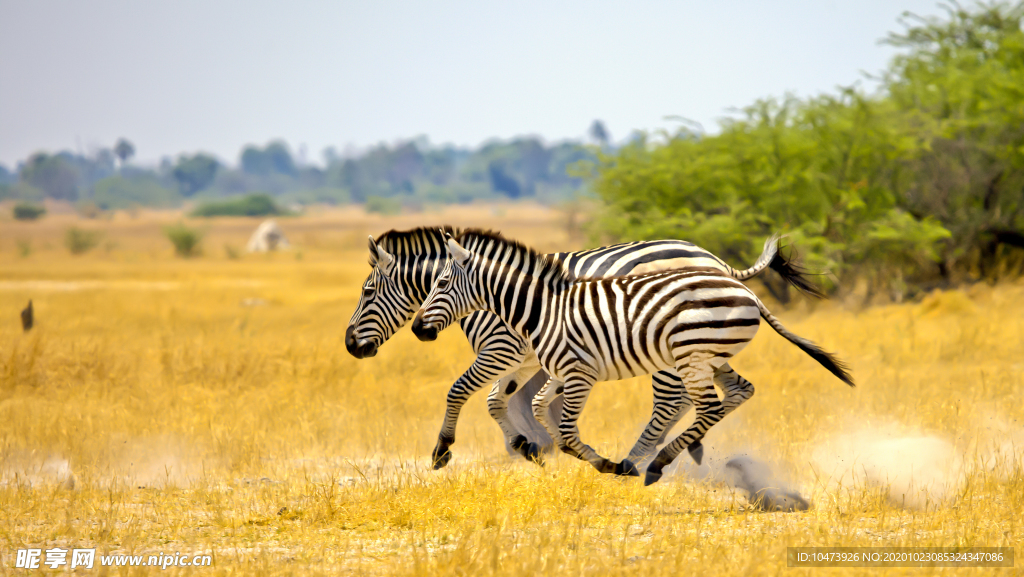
[489,364,546,465]
[558,373,639,477]
[625,370,694,464]
[504,368,563,455]
[432,349,523,469]
[644,356,723,486]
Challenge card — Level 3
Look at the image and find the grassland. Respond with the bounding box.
[1,204,1021,575]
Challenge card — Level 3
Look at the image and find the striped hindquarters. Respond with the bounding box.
[562,268,761,381]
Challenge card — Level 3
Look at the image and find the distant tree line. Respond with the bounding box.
[1,132,601,213]
[586,2,1024,299]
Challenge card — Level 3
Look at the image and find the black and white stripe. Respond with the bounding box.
[346,226,821,469]
[413,230,853,485]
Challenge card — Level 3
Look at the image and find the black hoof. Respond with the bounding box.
[615,459,640,477]
[526,442,545,466]
[510,435,529,457]
[431,442,453,469]
[432,450,452,469]
[688,441,704,465]
[644,463,664,486]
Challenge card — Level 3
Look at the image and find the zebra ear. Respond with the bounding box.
[368,235,395,270]
[446,236,471,267]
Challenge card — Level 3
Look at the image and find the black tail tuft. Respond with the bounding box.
[795,338,855,387]
[768,245,827,299]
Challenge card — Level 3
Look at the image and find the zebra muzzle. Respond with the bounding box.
[345,326,379,358]
[411,311,439,342]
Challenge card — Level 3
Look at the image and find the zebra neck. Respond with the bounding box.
[399,255,446,302]
[475,266,566,341]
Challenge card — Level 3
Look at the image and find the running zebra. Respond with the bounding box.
[346,226,823,470]
[411,230,853,485]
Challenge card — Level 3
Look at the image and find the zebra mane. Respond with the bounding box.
[374,225,461,260]
[455,229,571,284]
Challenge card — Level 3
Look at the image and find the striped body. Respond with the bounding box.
[414,231,853,484]
[346,227,799,469]
[537,269,760,382]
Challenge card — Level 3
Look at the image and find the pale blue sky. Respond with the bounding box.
[0,0,942,167]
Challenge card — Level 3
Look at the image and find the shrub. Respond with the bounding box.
[224,244,241,260]
[65,227,101,255]
[191,193,285,217]
[13,202,46,221]
[365,196,401,216]
[164,223,204,257]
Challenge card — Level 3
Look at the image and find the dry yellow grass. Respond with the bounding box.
[1,205,1021,575]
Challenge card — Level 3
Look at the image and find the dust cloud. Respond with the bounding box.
[810,427,962,509]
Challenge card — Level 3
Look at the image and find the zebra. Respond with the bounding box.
[346,226,824,470]
[411,230,853,485]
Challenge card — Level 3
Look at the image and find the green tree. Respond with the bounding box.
[114,138,135,166]
[883,1,1024,277]
[20,153,81,200]
[172,154,219,196]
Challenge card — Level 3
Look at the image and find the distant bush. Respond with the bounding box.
[65,227,102,255]
[163,222,204,257]
[76,201,103,219]
[279,187,351,206]
[0,182,45,202]
[13,202,46,221]
[93,175,180,210]
[365,195,401,215]
[191,193,285,217]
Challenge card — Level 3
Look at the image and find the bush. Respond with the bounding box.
[365,195,402,215]
[93,175,180,210]
[191,193,285,217]
[13,202,46,221]
[164,222,204,257]
[65,227,102,255]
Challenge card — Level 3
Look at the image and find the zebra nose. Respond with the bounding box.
[345,327,377,358]
[411,311,438,342]
[344,326,359,356]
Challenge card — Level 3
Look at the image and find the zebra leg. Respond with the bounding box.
[625,370,694,464]
[644,355,724,486]
[431,348,526,469]
[628,365,749,467]
[488,363,546,465]
[530,377,566,453]
[715,362,755,419]
[503,368,563,455]
[558,373,640,477]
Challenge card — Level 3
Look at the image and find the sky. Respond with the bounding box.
[0,0,944,168]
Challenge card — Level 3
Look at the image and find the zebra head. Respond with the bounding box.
[412,234,478,342]
[345,235,417,358]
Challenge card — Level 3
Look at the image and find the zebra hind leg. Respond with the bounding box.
[715,363,755,420]
[625,370,694,466]
[644,356,724,486]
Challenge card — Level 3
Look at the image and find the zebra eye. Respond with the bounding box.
[363,286,375,297]
[436,277,450,289]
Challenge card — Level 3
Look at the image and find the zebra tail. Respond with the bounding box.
[731,233,780,281]
[733,234,826,299]
[754,297,855,387]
